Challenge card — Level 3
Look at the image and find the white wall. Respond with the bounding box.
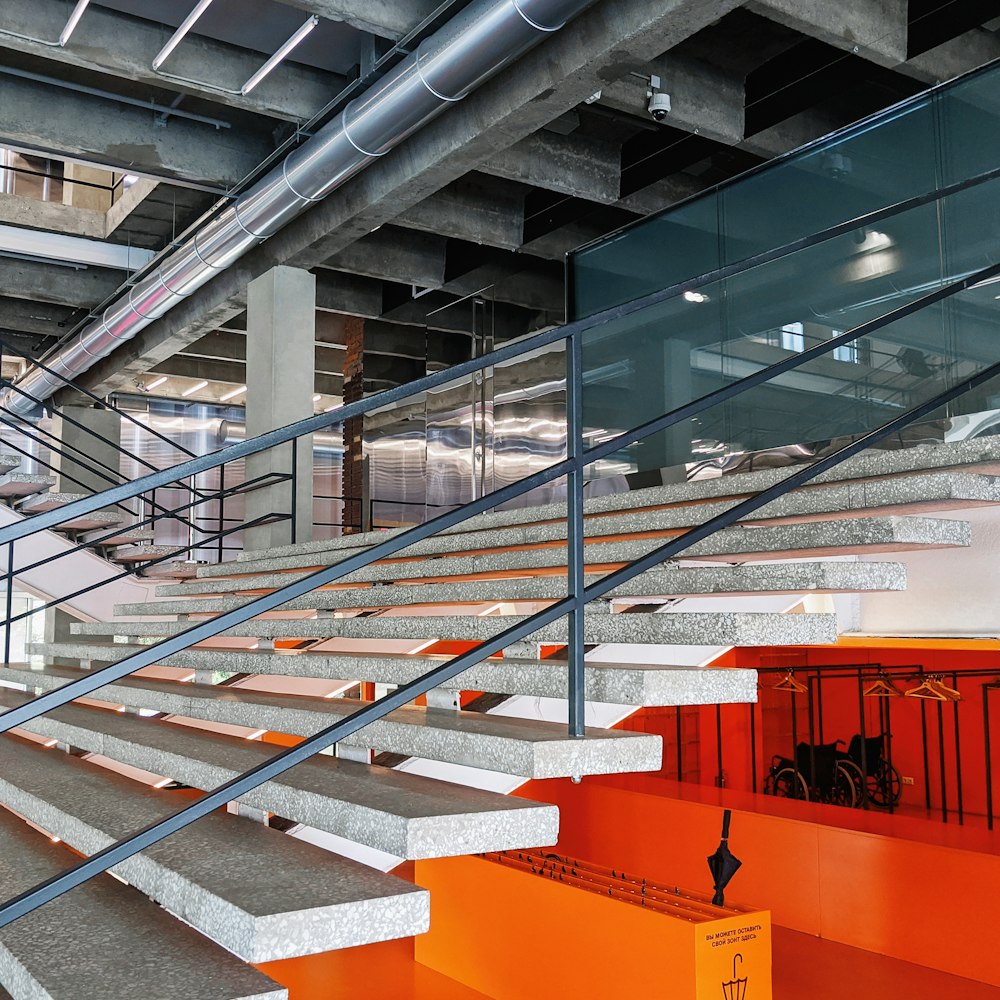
[858,506,1000,636]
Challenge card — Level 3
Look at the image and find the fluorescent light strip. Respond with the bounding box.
[245,729,267,741]
[220,385,246,402]
[181,379,209,397]
[152,0,215,71]
[145,375,168,391]
[313,394,321,402]
[59,0,91,46]
[241,16,319,95]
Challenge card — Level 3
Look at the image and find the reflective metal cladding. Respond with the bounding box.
[3,0,596,418]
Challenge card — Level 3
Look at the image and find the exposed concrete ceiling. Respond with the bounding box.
[0,0,997,400]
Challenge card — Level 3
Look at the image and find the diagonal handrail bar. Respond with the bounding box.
[6,215,1000,547]
[1,352,998,930]
[0,247,996,728]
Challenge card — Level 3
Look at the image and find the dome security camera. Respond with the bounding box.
[648,91,671,121]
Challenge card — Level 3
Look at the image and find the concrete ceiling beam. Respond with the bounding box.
[0,73,268,191]
[480,131,621,204]
[394,179,526,251]
[899,28,1000,85]
[322,226,447,290]
[746,0,908,68]
[0,0,340,123]
[0,257,124,308]
[280,0,438,40]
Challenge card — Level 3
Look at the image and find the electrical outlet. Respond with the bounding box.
[901,776,915,786]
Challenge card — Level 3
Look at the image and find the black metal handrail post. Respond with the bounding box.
[566,330,586,737]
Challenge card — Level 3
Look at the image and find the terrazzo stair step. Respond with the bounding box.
[82,525,156,546]
[233,437,1000,574]
[231,471,1000,572]
[0,671,660,779]
[0,473,56,499]
[112,544,188,564]
[51,508,125,532]
[140,560,202,579]
[116,560,906,618]
[25,642,759,705]
[0,734,429,961]
[70,609,838,646]
[0,688,558,856]
[157,516,961,597]
[0,455,20,473]
[0,808,286,1000]
[16,491,90,515]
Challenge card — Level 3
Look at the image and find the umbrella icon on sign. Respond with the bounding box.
[707,808,742,906]
[722,953,748,1000]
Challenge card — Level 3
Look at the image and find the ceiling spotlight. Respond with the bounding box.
[683,290,709,303]
[145,375,168,392]
[220,385,247,402]
[241,15,319,95]
[181,379,208,397]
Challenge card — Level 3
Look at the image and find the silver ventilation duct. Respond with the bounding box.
[4,0,595,419]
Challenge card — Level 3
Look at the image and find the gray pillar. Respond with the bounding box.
[43,606,78,667]
[636,337,692,480]
[244,266,315,551]
[52,405,121,495]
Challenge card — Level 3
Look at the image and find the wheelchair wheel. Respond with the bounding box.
[831,764,858,808]
[836,759,865,808]
[869,762,902,807]
[770,766,809,800]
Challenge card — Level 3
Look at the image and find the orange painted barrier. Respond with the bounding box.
[415,855,771,1000]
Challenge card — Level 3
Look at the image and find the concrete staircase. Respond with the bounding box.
[0,451,191,576]
[3,437,1000,997]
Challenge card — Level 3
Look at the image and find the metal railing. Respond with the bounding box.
[1,119,1000,924]
[0,267,997,926]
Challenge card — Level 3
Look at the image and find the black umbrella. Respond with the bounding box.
[707,808,742,906]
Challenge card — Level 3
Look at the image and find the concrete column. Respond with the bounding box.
[51,405,122,495]
[62,163,114,212]
[244,266,315,551]
[341,316,364,533]
[636,336,692,480]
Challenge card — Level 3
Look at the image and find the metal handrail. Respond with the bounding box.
[1,352,997,929]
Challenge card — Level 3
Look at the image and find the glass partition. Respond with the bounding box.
[570,59,1000,481]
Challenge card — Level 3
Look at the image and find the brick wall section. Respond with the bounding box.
[341,316,364,533]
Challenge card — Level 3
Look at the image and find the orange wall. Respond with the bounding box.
[616,643,1000,818]
[516,778,1000,986]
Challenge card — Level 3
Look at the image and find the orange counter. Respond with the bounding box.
[518,777,1000,987]
[415,855,771,1000]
